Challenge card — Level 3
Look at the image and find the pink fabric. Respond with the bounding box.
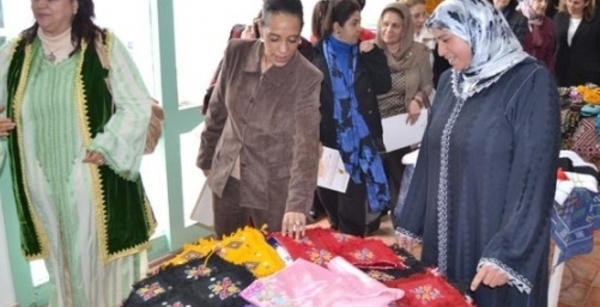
[241,257,404,307]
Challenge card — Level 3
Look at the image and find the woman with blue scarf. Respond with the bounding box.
[311,0,392,237]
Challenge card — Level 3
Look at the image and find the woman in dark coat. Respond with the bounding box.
[395,0,559,305]
[311,0,392,237]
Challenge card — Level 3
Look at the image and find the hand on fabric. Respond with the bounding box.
[359,40,375,53]
[406,99,422,125]
[83,151,106,166]
[470,264,509,291]
[241,25,256,39]
[0,105,16,137]
[281,211,306,240]
[396,233,418,251]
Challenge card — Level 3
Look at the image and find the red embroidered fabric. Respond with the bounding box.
[385,273,471,307]
[270,228,404,269]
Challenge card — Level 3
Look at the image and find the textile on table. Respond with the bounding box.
[164,226,285,277]
[240,257,404,307]
[270,227,403,269]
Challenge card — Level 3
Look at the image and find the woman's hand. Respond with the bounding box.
[406,99,422,125]
[240,25,256,39]
[396,232,418,251]
[83,151,106,166]
[281,211,306,239]
[359,40,375,53]
[470,264,509,291]
[0,106,16,137]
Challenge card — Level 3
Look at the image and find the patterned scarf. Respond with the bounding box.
[323,36,390,212]
[426,0,530,100]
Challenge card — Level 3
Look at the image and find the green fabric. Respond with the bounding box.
[81,39,154,256]
[6,38,42,258]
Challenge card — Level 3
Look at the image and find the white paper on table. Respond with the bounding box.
[317,147,350,193]
[190,181,214,227]
[382,110,428,152]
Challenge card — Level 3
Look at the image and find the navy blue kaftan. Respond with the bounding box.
[395,58,560,306]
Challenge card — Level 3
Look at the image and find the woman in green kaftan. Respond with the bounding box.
[0,0,156,305]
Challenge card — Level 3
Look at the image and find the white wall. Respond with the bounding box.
[0,196,17,307]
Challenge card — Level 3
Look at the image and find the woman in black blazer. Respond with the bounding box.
[554,0,600,86]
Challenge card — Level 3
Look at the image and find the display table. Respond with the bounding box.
[122,227,473,306]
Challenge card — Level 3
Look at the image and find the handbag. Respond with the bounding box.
[94,31,164,154]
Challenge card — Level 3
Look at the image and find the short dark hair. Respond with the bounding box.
[320,0,361,38]
[261,0,305,29]
[22,0,104,53]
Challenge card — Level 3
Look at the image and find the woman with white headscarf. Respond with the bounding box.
[393,0,559,305]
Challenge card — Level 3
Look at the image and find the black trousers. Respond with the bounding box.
[317,179,381,237]
[381,146,412,210]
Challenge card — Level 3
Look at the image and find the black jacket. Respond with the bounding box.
[310,40,391,151]
[554,12,600,86]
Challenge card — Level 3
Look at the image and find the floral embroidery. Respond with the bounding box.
[181,251,203,261]
[366,270,396,282]
[350,248,375,261]
[307,248,333,265]
[185,264,212,280]
[298,236,315,246]
[226,240,243,249]
[334,233,351,242]
[244,261,259,271]
[243,281,294,307]
[208,277,241,300]
[135,282,166,301]
[411,284,442,303]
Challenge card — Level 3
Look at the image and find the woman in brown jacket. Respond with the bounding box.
[375,2,433,208]
[197,0,323,239]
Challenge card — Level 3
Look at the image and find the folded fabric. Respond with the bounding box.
[164,226,285,277]
[241,257,404,307]
[123,255,255,307]
[270,227,403,269]
[552,187,600,265]
[385,273,471,307]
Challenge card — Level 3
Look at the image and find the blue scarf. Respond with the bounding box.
[323,36,390,212]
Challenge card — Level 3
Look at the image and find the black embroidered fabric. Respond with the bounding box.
[122,256,255,307]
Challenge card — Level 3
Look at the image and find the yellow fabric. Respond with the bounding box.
[577,85,600,104]
[163,226,285,277]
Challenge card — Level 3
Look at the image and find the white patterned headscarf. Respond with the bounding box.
[517,0,545,25]
[426,0,530,99]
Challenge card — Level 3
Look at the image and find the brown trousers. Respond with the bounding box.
[212,177,286,238]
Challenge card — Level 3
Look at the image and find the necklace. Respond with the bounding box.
[44,46,61,63]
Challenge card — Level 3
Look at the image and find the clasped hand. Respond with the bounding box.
[0,105,16,137]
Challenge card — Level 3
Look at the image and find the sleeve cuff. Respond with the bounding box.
[478,258,532,294]
[394,227,423,243]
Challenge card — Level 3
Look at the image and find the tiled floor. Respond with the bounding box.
[312,214,600,307]
[557,230,600,307]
